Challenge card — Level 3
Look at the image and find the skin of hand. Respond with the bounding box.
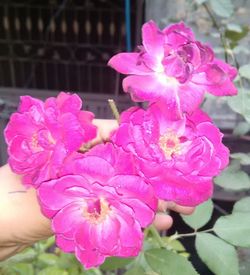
[0,119,194,261]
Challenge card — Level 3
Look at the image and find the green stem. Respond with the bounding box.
[108,99,120,123]
[202,2,229,62]
[148,225,166,248]
[172,228,214,240]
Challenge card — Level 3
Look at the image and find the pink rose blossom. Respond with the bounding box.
[108,20,237,115]
[38,143,157,268]
[111,103,229,206]
[4,92,97,187]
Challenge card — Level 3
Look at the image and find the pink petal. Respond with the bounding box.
[121,198,155,227]
[4,113,38,144]
[90,217,120,254]
[52,202,84,234]
[151,173,213,206]
[116,213,142,257]
[73,155,115,182]
[142,20,165,58]
[55,92,82,113]
[107,175,157,211]
[122,75,168,102]
[19,96,44,113]
[75,246,105,269]
[178,82,205,113]
[108,53,152,74]
[164,22,195,47]
[56,234,75,252]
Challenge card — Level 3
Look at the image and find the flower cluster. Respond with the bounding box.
[4,21,237,269]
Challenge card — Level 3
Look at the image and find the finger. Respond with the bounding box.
[90,119,118,146]
[0,244,28,261]
[166,201,195,215]
[157,200,169,212]
[153,213,173,231]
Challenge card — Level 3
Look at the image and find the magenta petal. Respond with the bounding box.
[56,234,75,252]
[108,53,152,75]
[122,198,155,227]
[107,175,157,211]
[164,22,195,47]
[152,174,213,206]
[122,75,167,102]
[75,246,105,269]
[19,96,44,113]
[178,83,205,113]
[52,202,84,234]
[90,217,120,254]
[73,155,115,182]
[116,213,142,257]
[55,92,82,113]
[4,113,38,144]
[142,20,165,58]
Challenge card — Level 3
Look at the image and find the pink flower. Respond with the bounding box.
[111,103,229,206]
[38,143,157,268]
[4,92,97,187]
[108,21,237,114]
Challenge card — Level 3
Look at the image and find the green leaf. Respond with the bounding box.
[145,248,198,275]
[162,237,186,252]
[233,197,250,213]
[225,26,249,47]
[233,122,250,136]
[195,233,239,275]
[124,266,146,275]
[0,249,36,267]
[227,23,242,33]
[100,256,134,271]
[214,213,250,247]
[82,269,103,275]
[196,0,207,4]
[227,88,250,123]
[214,160,250,190]
[230,153,250,165]
[38,253,59,266]
[181,199,213,230]
[239,64,250,80]
[209,0,233,17]
[11,263,34,275]
[38,266,68,275]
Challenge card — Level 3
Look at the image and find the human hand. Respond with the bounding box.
[0,119,194,261]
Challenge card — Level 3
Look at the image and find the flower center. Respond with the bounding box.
[159,130,181,159]
[30,133,41,152]
[83,198,110,224]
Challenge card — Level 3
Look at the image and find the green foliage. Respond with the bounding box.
[227,88,250,124]
[214,160,250,190]
[100,257,134,271]
[239,64,250,80]
[195,233,239,275]
[209,0,233,18]
[145,248,198,275]
[233,122,250,136]
[214,213,250,248]
[233,197,250,213]
[181,199,213,230]
[230,153,250,165]
[225,26,249,48]
[123,266,146,275]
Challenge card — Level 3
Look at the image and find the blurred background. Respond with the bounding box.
[0,1,250,274]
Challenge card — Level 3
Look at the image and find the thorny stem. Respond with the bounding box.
[108,99,120,123]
